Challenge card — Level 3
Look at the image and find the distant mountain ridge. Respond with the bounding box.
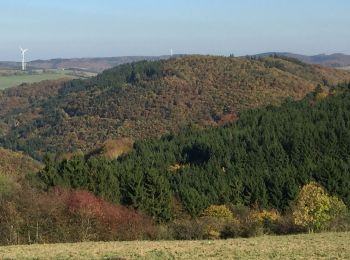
[0,55,178,73]
[255,52,350,68]
[2,53,350,73]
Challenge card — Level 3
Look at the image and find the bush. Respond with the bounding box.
[200,205,235,239]
[67,190,157,241]
[325,196,350,232]
[272,213,305,235]
[220,219,241,239]
[250,209,280,234]
[202,205,233,220]
[240,214,264,238]
[200,216,225,239]
[153,225,174,240]
[171,219,206,240]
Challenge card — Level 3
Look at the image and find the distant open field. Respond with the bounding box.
[0,232,348,259]
[337,66,350,70]
[0,69,94,90]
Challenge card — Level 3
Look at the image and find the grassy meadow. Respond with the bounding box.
[0,70,79,89]
[0,232,348,259]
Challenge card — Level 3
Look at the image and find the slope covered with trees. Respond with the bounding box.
[37,85,350,222]
[1,85,350,245]
[0,148,41,176]
[1,55,350,159]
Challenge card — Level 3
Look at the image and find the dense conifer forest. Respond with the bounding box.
[37,84,350,221]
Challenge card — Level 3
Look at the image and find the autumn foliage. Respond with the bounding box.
[67,190,155,241]
[293,182,348,232]
[0,187,156,244]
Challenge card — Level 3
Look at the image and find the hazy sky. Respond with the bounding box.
[1,0,350,61]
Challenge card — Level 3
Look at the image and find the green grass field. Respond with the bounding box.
[0,70,78,90]
[0,232,348,259]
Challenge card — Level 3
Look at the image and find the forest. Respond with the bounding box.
[2,56,350,160]
[0,84,341,244]
[36,84,350,220]
[1,58,350,244]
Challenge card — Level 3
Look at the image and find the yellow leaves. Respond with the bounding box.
[250,209,280,223]
[292,182,347,232]
[202,205,233,220]
[200,205,235,239]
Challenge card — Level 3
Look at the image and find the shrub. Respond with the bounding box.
[273,213,304,235]
[200,205,234,239]
[250,209,280,234]
[325,196,350,232]
[329,196,348,218]
[240,212,264,237]
[220,218,241,239]
[67,190,156,241]
[251,209,280,223]
[171,219,206,240]
[202,205,233,220]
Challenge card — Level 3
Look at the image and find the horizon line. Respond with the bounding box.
[1,51,350,63]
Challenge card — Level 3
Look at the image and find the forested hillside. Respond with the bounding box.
[0,147,41,176]
[256,52,350,68]
[38,85,350,221]
[2,55,350,159]
[1,85,350,244]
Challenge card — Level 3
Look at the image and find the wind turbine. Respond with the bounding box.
[170,48,173,57]
[20,46,28,71]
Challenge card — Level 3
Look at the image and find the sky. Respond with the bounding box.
[1,0,350,61]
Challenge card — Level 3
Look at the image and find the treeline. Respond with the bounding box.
[36,84,350,222]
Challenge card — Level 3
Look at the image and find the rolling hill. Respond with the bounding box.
[256,52,350,68]
[0,55,175,73]
[1,55,350,159]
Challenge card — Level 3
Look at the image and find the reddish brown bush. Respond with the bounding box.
[67,190,156,241]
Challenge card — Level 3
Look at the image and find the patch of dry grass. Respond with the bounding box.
[0,232,349,259]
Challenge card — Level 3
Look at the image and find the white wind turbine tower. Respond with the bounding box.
[20,47,29,71]
[170,48,173,57]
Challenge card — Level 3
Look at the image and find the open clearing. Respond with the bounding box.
[338,66,350,70]
[0,70,80,89]
[0,232,348,259]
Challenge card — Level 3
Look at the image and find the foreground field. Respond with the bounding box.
[0,70,78,89]
[0,232,348,259]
